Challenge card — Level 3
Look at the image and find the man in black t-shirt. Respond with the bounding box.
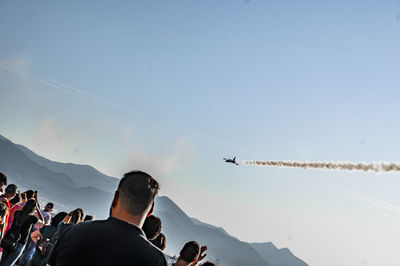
[47,170,167,266]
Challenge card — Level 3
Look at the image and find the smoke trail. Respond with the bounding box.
[241,160,400,172]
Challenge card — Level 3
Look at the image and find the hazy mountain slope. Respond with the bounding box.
[0,137,113,217]
[0,138,76,189]
[251,242,309,266]
[191,217,240,241]
[16,144,118,193]
[154,196,271,266]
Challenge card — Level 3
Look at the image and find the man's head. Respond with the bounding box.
[0,172,7,193]
[200,262,215,266]
[178,241,200,264]
[70,208,85,224]
[9,192,21,205]
[84,215,94,221]
[44,202,54,213]
[4,184,18,199]
[111,170,160,219]
[142,215,162,240]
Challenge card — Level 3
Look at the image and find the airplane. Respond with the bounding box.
[224,156,239,165]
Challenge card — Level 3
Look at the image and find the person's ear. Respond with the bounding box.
[111,191,119,208]
[146,201,154,217]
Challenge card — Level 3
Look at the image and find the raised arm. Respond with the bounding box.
[34,194,44,224]
[31,229,43,243]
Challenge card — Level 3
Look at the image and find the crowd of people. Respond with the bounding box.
[0,171,215,266]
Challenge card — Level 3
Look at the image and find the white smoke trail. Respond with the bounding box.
[241,160,400,172]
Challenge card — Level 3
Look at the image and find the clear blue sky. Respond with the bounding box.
[1,1,400,265]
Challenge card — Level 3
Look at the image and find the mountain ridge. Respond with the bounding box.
[0,134,308,266]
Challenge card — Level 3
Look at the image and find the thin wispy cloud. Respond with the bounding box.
[325,180,400,219]
[0,61,172,132]
[0,61,247,152]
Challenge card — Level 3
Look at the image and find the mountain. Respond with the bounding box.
[154,196,308,266]
[154,196,271,266]
[0,136,113,217]
[16,144,118,193]
[251,242,308,266]
[0,134,308,266]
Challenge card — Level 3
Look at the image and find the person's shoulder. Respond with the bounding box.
[14,210,21,218]
[30,215,38,223]
[139,236,167,262]
[64,219,108,234]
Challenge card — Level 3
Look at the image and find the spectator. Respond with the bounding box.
[29,212,68,266]
[83,215,93,222]
[23,191,34,201]
[0,199,44,266]
[0,184,18,239]
[19,197,53,265]
[200,262,215,266]
[0,173,7,195]
[150,233,166,251]
[41,203,53,226]
[47,170,167,266]
[5,192,27,233]
[171,241,207,266]
[8,193,21,208]
[56,208,85,236]
[142,215,162,241]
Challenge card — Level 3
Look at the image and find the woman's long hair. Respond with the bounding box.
[20,199,36,216]
[14,199,36,225]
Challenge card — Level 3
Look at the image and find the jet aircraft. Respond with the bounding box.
[224,156,239,165]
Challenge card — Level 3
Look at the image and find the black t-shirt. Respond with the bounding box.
[11,211,38,245]
[47,217,168,266]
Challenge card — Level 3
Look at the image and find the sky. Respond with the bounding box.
[1,0,400,265]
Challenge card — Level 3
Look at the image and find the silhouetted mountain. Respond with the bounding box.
[16,144,118,193]
[154,196,307,266]
[0,136,113,217]
[0,134,307,266]
[251,242,308,266]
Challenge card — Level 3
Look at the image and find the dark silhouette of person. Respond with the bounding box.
[47,170,167,266]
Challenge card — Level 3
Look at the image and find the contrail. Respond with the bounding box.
[0,61,248,152]
[0,61,173,132]
[241,160,400,172]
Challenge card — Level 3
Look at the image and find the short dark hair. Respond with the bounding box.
[142,215,162,240]
[0,172,7,186]
[84,215,93,221]
[117,171,160,215]
[5,184,18,195]
[51,212,68,227]
[46,202,54,209]
[9,193,21,205]
[150,233,166,250]
[180,241,200,263]
[201,262,215,266]
[70,208,84,224]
